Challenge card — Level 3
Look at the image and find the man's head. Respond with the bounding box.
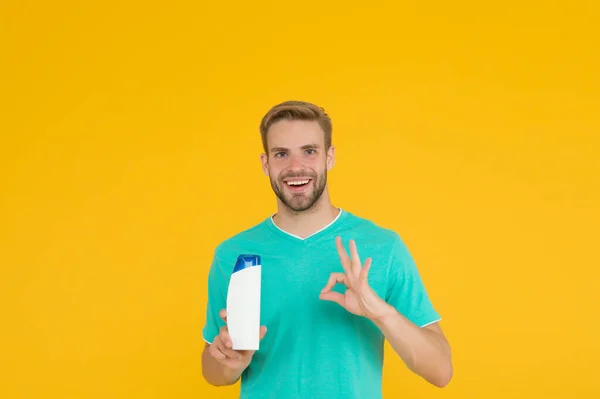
[259,101,335,213]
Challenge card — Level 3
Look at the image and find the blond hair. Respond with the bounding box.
[259,100,332,154]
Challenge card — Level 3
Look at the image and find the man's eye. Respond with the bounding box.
[275,152,286,158]
[305,149,316,155]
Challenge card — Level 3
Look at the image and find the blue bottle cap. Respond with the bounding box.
[233,254,261,273]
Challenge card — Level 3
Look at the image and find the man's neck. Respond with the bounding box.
[272,198,340,239]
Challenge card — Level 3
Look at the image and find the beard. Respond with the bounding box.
[269,169,327,213]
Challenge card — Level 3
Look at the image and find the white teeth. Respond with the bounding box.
[287,180,309,186]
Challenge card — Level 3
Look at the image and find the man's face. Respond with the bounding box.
[260,119,335,213]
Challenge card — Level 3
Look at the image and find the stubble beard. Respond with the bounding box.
[270,170,327,214]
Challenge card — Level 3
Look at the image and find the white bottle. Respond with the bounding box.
[226,254,262,350]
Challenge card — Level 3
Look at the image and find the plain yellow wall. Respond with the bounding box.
[2,1,599,398]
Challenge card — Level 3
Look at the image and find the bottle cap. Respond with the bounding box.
[233,254,261,273]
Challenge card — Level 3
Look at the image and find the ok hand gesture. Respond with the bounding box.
[319,236,387,320]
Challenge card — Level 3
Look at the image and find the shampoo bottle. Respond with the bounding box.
[226,254,262,350]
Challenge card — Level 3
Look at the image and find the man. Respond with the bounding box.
[201,101,453,398]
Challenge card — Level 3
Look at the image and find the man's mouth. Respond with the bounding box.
[286,179,310,187]
[284,178,313,191]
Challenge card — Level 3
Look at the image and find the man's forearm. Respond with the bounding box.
[371,303,453,388]
[201,345,244,386]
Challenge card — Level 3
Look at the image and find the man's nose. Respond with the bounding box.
[288,153,304,169]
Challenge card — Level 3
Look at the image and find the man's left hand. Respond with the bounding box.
[319,236,391,321]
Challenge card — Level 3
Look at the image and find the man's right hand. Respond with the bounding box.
[207,309,268,373]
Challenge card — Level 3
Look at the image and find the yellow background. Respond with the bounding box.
[2,1,599,398]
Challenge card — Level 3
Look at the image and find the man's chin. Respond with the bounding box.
[288,198,320,212]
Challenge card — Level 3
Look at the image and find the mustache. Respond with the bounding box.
[280,171,317,180]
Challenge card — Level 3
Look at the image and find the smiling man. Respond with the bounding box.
[201,101,453,398]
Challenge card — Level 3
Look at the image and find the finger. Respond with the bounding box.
[209,342,226,360]
[211,336,239,362]
[359,257,372,282]
[319,290,345,307]
[335,236,352,275]
[216,338,243,360]
[320,272,346,294]
[219,309,227,324]
[349,239,362,274]
[219,326,232,348]
[223,348,243,361]
[259,326,267,340]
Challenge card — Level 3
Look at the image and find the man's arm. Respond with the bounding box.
[201,310,268,387]
[320,236,453,388]
[371,304,453,387]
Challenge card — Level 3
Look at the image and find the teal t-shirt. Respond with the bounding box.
[202,209,441,399]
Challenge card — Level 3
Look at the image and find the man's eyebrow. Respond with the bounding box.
[270,144,320,153]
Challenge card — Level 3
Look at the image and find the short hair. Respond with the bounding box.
[259,100,332,154]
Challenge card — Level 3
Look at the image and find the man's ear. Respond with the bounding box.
[326,145,336,171]
[260,153,269,176]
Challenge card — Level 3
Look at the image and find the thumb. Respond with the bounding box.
[319,291,345,307]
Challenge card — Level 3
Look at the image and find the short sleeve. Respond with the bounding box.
[385,235,441,328]
[202,252,229,344]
